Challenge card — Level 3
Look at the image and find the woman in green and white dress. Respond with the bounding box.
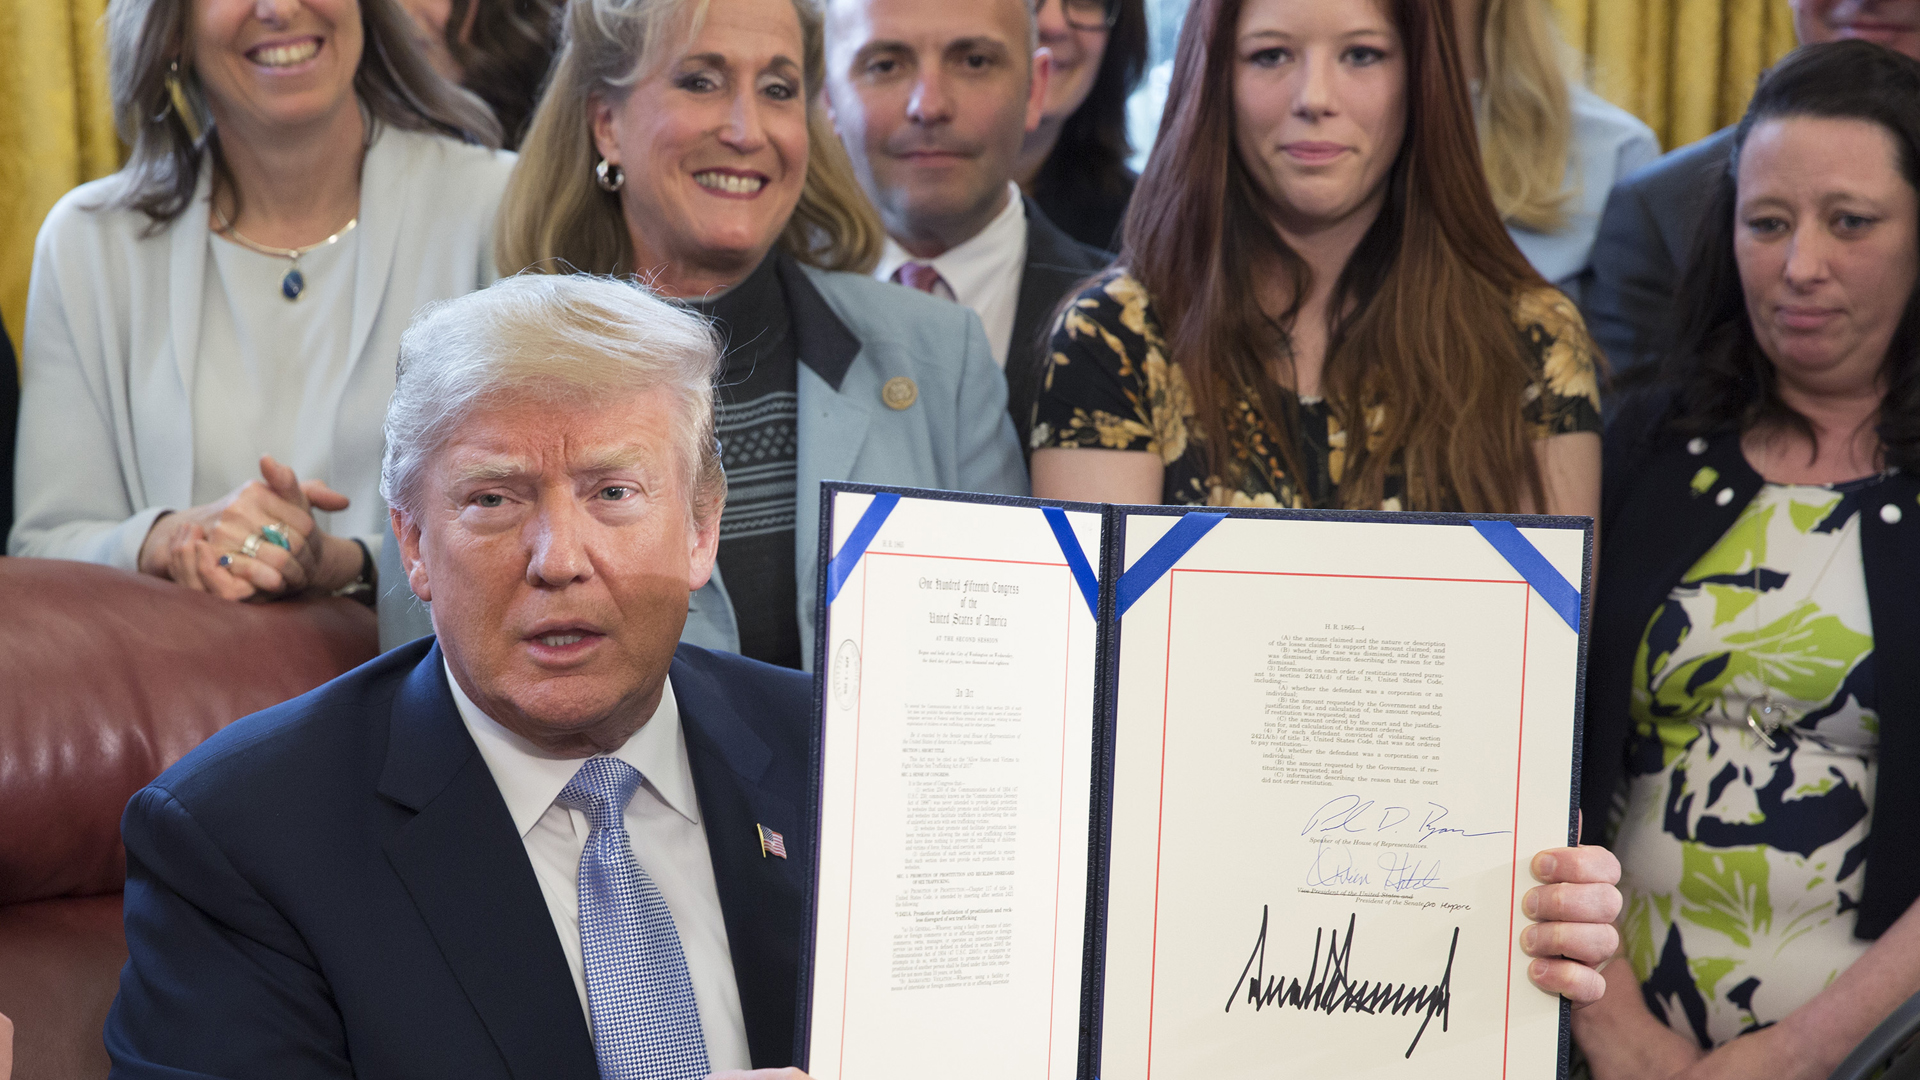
[1618,475,1879,1044]
[1576,41,1920,1080]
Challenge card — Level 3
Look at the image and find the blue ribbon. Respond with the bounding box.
[1115,512,1227,617]
[1041,507,1100,618]
[1468,519,1582,632]
[824,493,901,605]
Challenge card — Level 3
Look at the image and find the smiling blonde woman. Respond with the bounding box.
[403,0,1028,668]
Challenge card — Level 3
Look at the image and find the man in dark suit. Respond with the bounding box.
[1583,0,1920,382]
[823,0,1112,450]
[107,275,815,1080]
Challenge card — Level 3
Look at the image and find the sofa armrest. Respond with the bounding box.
[0,559,378,904]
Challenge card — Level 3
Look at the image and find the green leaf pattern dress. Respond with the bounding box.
[1612,475,1883,1048]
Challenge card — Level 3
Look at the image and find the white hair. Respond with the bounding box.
[381,273,727,526]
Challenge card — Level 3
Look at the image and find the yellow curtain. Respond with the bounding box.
[1551,0,1799,150]
[0,0,118,364]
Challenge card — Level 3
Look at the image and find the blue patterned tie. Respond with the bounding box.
[559,756,711,1080]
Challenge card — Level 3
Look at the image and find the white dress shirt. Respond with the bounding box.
[445,661,752,1071]
[875,181,1029,369]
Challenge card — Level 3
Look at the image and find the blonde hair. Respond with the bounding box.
[496,0,882,277]
[1473,0,1574,234]
[383,273,728,529]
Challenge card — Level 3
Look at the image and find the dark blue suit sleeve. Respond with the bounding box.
[107,786,353,1080]
[1583,173,1676,381]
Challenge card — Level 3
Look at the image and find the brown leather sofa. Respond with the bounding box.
[0,558,380,1080]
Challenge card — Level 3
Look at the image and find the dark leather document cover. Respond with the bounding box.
[800,483,1591,1080]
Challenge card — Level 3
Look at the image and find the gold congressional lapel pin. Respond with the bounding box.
[757,823,788,859]
[881,376,918,410]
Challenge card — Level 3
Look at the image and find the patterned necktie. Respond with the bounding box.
[559,756,710,1080]
[891,260,955,301]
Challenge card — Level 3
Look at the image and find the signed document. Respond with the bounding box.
[802,487,1590,1080]
[1097,508,1586,1079]
[805,489,1102,1080]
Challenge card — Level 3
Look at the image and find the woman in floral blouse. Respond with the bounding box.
[1028,0,1602,515]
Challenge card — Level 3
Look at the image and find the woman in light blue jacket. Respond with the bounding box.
[376,0,1027,665]
[12,0,509,599]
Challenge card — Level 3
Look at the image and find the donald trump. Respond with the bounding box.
[105,273,1622,1079]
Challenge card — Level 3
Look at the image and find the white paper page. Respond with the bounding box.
[809,491,1102,1080]
[1099,513,1585,1080]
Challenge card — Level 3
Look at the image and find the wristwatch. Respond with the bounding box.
[333,538,376,604]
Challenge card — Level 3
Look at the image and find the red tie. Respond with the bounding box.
[891,261,955,301]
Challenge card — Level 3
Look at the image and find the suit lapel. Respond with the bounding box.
[379,645,599,1080]
[1008,199,1108,447]
[1856,473,1920,937]
[152,164,215,509]
[1619,435,1760,640]
[794,362,868,664]
[783,259,869,665]
[166,165,213,404]
[343,126,406,397]
[1584,431,1760,834]
[671,654,809,1067]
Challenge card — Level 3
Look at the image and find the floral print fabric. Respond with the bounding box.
[1613,477,1883,1048]
[1027,270,1603,508]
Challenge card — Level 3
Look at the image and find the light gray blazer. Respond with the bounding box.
[9,127,515,566]
[377,260,1030,669]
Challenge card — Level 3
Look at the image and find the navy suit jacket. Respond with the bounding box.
[1005,197,1113,452]
[106,639,815,1079]
[1581,126,1736,383]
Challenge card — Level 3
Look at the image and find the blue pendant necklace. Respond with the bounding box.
[213,206,358,300]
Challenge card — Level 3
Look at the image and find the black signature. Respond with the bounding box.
[1224,907,1459,1058]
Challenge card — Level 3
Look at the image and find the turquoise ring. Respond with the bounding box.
[260,523,292,550]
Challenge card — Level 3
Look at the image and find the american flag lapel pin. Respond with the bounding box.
[757,824,788,859]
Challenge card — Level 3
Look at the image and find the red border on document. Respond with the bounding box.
[832,548,1077,1079]
[1046,572,1076,1080]
[1140,569,1534,1080]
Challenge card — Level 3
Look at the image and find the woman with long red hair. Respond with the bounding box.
[1028,0,1601,517]
[1028,0,1622,1008]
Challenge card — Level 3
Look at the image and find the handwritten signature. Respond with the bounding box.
[1306,843,1447,891]
[1225,907,1459,1059]
[1300,795,1511,845]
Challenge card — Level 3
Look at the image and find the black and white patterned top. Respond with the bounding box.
[692,255,802,669]
[1030,270,1604,509]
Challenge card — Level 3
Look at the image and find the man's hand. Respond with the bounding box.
[706,1071,812,1080]
[1521,845,1622,1005]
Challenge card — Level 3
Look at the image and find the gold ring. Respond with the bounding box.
[240,534,262,558]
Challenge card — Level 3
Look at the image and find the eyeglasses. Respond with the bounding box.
[1033,0,1119,32]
